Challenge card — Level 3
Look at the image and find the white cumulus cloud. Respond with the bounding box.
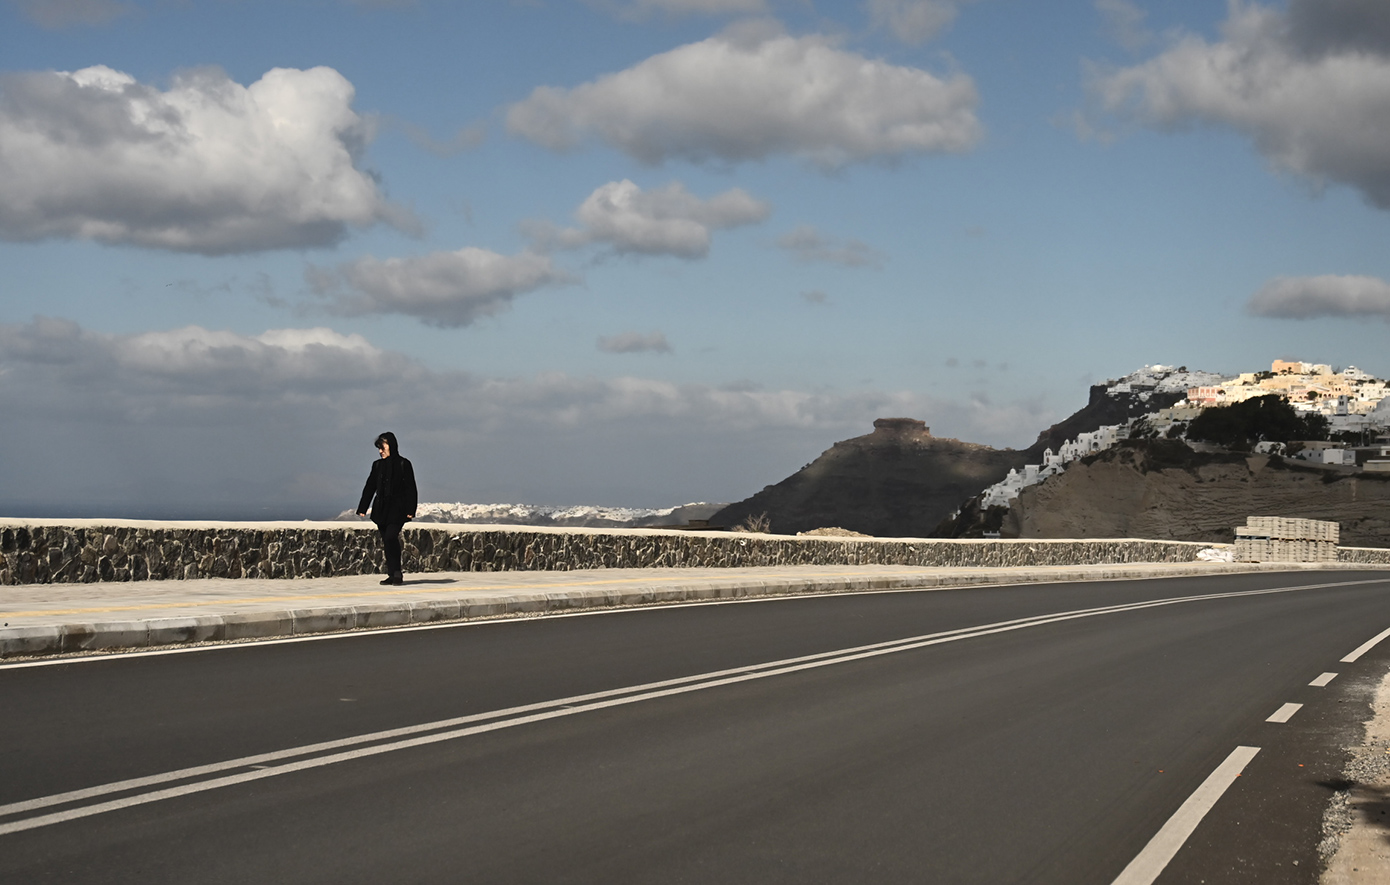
[1285,0,1390,59]
[0,318,411,424]
[307,247,572,328]
[0,318,1054,515]
[527,180,770,258]
[0,65,405,253]
[1088,0,1390,208]
[506,24,982,168]
[1247,274,1390,320]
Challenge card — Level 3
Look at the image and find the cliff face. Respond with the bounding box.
[1001,441,1390,547]
[711,418,1029,537]
[1028,384,1186,455]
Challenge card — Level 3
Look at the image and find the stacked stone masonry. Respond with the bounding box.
[1,522,1387,586]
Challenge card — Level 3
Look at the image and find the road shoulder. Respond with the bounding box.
[4,562,1385,660]
[1322,670,1390,883]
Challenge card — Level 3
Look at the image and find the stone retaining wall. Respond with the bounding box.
[1,521,1387,585]
[1336,546,1390,565]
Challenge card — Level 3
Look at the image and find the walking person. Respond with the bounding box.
[356,431,418,585]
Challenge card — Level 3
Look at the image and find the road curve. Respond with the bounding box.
[2,570,1389,884]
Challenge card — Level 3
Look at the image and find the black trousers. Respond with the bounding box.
[378,521,405,577]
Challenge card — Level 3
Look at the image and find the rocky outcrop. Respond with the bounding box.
[711,419,1030,537]
[0,518,1263,586]
[997,441,1390,547]
[714,383,1195,539]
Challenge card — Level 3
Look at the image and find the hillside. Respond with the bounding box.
[709,368,1207,538]
[996,440,1390,547]
[710,418,1029,537]
[710,362,1387,542]
[1030,383,1186,454]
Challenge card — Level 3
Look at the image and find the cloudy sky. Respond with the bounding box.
[2,0,1389,519]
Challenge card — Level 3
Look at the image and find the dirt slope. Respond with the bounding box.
[1001,441,1390,547]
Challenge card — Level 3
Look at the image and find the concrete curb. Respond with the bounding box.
[4,561,1385,659]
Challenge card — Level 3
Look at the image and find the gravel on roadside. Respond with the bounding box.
[1320,669,1390,883]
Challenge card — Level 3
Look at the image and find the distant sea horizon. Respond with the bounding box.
[0,500,726,526]
[0,503,336,522]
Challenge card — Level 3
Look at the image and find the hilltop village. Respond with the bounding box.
[711,358,1390,547]
[980,361,1390,510]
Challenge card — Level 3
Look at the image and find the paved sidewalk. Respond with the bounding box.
[2,560,1382,658]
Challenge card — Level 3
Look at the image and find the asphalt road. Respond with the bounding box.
[3,570,1390,884]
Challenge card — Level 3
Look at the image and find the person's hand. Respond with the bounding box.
[355,512,366,518]
[406,514,414,521]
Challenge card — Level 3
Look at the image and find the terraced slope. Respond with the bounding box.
[1001,441,1390,547]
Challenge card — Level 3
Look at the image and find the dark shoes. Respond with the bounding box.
[379,573,404,586]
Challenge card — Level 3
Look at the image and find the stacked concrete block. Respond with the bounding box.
[1234,517,1340,563]
[1245,516,1339,544]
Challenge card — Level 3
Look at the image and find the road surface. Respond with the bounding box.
[3,570,1389,883]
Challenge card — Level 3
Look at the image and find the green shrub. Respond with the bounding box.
[1186,395,1329,451]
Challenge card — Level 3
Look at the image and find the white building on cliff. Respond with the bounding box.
[980,424,1127,509]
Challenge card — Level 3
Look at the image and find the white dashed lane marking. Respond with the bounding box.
[1342,625,1390,663]
[1110,746,1261,885]
[1113,619,1390,884]
[2,583,1361,838]
[1266,703,1303,723]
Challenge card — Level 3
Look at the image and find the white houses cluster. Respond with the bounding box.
[980,424,1126,508]
[975,359,1389,513]
[1185,360,1389,431]
[1106,364,1230,399]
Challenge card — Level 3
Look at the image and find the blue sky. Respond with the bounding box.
[2,0,1389,518]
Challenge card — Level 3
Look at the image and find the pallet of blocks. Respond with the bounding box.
[1234,516,1339,563]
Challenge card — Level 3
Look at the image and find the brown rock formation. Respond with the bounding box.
[711,418,1029,537]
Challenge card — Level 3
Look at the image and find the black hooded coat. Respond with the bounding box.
[357,432,418,526]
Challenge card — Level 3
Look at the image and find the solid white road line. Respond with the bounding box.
[1110,746,1261,885]
[0,607,1202,836]
[1342,625,1390,663]
[0,581,1364,836]
[1266,703,1303,723]
[1310,672,1338,687]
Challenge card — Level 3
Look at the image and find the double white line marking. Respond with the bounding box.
[0,578,1383,838]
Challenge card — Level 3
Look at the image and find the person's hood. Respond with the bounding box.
[380,431,400,456]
